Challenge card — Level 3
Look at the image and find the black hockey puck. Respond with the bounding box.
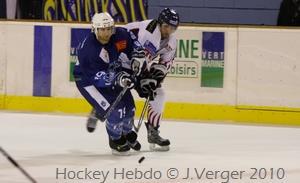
[138,156,145,163]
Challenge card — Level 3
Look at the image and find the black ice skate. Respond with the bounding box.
[86,108,103,132]
[145,122,170,151]
[109,136,130,156]
[124,131,141,151]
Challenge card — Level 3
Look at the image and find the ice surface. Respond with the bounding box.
[0,111,299,183]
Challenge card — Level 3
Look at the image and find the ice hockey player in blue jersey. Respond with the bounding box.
[73,12,146,155]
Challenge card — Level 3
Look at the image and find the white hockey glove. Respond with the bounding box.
[115,71,135,89]
[131,48,147,76]
[150,63,168,84]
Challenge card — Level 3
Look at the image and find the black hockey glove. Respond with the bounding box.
[136,78,157,100]
[149,63,168,86]
[140,78,157,93]
[114,71,135,89]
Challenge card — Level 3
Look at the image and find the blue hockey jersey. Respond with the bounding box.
[73,27,141,88]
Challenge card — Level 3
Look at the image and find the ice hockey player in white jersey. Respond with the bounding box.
[124,8,179,151]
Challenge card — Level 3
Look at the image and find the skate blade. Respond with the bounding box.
[149,143,170,152]
[112,150,131,156]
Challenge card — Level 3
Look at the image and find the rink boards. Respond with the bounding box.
[0,21,300,125]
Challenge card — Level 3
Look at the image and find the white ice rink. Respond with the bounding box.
[0,111,300,183]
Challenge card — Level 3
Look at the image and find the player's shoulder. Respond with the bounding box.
[128,19,159,33]
[80,33,98,48]
[142,19,160,34]
[142,19,155,26]
[139,19,161,42]
[78,33,101,56]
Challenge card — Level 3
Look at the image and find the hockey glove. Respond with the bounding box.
[131,48,147,76]
[149,63,168,85]
[140,78,157,100]
[115,71,135,89]
[140,78,157,92]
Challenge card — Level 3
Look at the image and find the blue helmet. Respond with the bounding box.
[158,8,179,28]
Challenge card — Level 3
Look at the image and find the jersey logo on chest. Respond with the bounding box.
[144,40,157,56]
[115,40,127,52]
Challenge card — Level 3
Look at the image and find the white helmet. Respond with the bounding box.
[92,12,115,36]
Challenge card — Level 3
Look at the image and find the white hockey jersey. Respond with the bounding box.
[123,19,177,71]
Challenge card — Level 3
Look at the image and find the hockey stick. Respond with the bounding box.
[99,86,129,122]
[133,96,150,132]
[0,146,37,183]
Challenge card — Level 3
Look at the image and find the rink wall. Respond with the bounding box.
[0,21,300,126]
